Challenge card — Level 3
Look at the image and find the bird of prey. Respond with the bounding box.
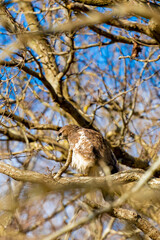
[56,124,119,177]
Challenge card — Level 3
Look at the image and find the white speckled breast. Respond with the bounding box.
[71,152,94,174]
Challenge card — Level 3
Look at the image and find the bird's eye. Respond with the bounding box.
[58,132,62,137]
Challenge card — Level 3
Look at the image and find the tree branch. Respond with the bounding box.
[0,109,60,131]
[0,162,159,223]
[112,208,160,240]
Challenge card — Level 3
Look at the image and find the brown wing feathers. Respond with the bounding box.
[57,125,119,175]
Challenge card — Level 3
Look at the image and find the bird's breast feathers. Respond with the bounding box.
[70,130,96,174]
[71,151,94,174]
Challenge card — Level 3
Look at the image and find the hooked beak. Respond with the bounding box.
[56,136,60,142]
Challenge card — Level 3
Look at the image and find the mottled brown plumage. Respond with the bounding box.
[57,125,119,176]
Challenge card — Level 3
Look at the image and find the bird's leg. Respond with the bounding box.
[54,149,72,179]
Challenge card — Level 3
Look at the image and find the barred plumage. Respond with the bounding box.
[57,125,119,176]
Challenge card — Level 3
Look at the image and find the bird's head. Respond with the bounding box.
[57,125,80,142]
[57,127,68,142]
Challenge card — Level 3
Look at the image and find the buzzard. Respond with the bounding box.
[56,125,119,177]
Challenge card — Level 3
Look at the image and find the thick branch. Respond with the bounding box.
[0,163,159,192]
[0,163,143,188]
[0,162,159,223]
[17,2,60,93]
[70,2,156,45]
[73,0,160,10]
[113,146,160,177]
[112,208,160,240]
